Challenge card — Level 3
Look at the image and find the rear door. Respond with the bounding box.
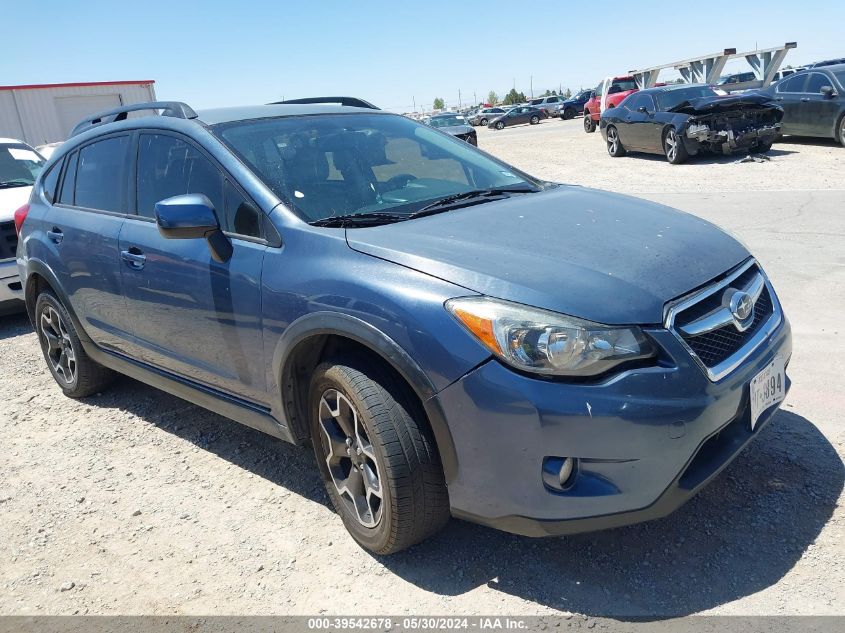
[44,135,134,351]
[118,131,269,404]
[773,74,808,135]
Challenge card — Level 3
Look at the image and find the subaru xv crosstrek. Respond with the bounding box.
[16,97,791,554]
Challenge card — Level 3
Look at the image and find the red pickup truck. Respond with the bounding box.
[583,76,639,133]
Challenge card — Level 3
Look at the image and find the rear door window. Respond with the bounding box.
[41,160,61,203]
[74,136,129,212]
[58,151,78,205]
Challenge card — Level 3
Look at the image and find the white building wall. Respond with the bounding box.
[0,82,156,146]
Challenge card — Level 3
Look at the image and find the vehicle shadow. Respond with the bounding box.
[376,409,842,619]
[619,148,798,164]
[21,359,842,619]
[0,311,32,340]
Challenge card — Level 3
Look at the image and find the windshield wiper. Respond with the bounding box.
[310,212,411,227]
[409,186,538,218]
[0,179,33,189]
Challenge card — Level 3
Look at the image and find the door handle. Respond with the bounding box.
[775,97,784,101]
[46,227,63,244]
[800,98,810,102]
[120,248,146,270]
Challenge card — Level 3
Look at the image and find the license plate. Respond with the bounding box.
[749,356,786,430]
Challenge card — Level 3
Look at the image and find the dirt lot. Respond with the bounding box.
[1,119,843,620]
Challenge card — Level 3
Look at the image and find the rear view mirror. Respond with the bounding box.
[821,85,836,97]
[155,194,232,262]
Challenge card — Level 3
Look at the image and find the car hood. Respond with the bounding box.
[668,92,780,115]
[346,186,749,325]
[0,185,32,222]
[437,124,474,135]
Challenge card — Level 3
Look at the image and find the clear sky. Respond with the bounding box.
[3,0,844,112]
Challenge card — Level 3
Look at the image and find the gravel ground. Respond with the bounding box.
[1,120,843,620]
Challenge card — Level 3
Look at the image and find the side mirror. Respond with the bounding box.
[821,85,836,98]
[155,193,233,263]
[637,106,650,114]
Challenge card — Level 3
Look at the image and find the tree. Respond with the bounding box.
[487,90,498,105]
[502,88,528,105]
[433,97,445,110]
[563,88,572,98]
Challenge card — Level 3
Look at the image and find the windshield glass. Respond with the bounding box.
[214,113,536,223]
[429,115,467,128]
[833,70,845,89]
[656,86,719,111]
[0,144,45,188]
[613,79,638,92]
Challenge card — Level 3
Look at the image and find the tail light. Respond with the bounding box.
[13,204,30,236]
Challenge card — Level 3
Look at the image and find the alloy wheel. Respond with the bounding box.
[665,130,678,161]
[40,305,76,385]
[607,128,619,154]
[318,389,383,528]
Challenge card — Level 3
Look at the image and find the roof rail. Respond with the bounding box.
[270,96,380,110]
[69,101,198,137]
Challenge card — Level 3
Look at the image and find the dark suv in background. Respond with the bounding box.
[16,97,791,554]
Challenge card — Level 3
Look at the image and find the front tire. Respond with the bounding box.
[837,115,845,146]
[584,114,596,133]
[35,291,114,398]
[606,126,626,157]
[309,358,450,555]
[663,127,688,164]
[563,107,576,120]
[495,121,505,130]
[756,139,774,153]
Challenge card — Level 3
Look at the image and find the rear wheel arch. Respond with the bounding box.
[276,314,458,482]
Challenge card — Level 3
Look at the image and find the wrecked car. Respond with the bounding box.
[599,84,783,163]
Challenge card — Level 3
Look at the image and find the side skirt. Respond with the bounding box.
[83,342,297,445]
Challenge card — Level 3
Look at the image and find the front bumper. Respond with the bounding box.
[435,316,792,537]
[0,259,24,308]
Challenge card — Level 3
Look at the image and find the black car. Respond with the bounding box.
[487,106,546,130]
[557,90,593,120]
[426,113,477,145]
[599,84,782,164]
[764,65,845,145]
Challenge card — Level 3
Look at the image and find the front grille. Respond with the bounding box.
[667,260,780,380]
[683,287,773,367]
[0,221,18,261]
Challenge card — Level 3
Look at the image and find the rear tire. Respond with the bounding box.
[530,115,540,125]
[35,290,114,398]
[309,358,450,555]
[584,114,596,133]
[606,126,626,157]
[663,127,688,164]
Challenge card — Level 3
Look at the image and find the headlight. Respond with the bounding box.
[445,297,655,377]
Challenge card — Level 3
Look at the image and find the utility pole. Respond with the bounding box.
[473,91,477,105]
[458,89,462,110]
[412,96,416,112]
[530,75,533,98]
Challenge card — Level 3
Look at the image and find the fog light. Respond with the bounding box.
[542,456,579,491]
[558,457,575,487]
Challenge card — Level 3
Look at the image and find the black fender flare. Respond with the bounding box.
[272,311,459,483]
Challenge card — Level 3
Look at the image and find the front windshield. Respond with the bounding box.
[429,115,467,128]
[0,144,45,188]
[656,86,719,111]
[214,113,536,223]
[833,70,845,89]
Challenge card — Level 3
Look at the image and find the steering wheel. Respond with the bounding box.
[382,174,417,191]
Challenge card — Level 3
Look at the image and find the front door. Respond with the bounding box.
[118,132,269,404]
[798,72,841,137]
[774,74,808,135]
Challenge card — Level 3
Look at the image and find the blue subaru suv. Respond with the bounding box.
[15,97,791,554]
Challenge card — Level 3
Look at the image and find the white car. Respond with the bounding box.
[1,138,45,312]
